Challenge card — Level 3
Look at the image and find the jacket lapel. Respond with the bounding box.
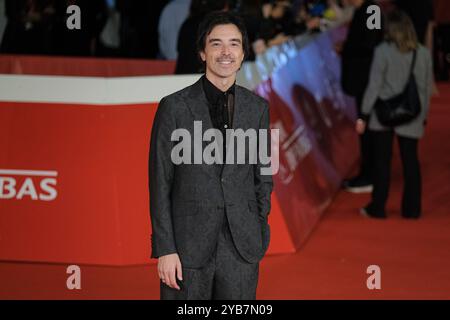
[232,85,246,130]
[186,78,214,132]
[185,78,219,178]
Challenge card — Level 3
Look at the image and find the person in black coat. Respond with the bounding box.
[340,0,383,192]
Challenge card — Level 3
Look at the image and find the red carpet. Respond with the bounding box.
[1,84,449,300]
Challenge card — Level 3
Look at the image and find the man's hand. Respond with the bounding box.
[158,253,183,290]
[356,119,366,135]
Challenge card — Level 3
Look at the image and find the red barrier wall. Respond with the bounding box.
[0,102,156,265]
[0,55,176,77]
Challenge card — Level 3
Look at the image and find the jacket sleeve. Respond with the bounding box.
[361,45,387,119]
[253,102,274,219]
[149,97,177,258]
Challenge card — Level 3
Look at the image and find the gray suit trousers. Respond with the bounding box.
[160,213,259,300]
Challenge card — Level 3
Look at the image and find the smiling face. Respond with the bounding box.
[199,23,245,88]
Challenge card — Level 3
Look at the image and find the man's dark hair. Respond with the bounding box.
[196,11,250,62]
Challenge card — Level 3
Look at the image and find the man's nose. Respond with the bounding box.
[221,45,231,55]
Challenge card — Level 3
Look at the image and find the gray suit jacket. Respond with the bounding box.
[361,42,433,139]
[149,78,273,268]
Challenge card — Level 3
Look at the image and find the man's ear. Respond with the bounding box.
[200,51,206,62]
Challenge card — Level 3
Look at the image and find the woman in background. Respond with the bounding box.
[356,10,433,219]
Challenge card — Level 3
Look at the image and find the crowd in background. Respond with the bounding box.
[0,0,448,78]
[0,0,447,81]
[0,0,354,62]
[173,0,355,73]
[0,0,166,58]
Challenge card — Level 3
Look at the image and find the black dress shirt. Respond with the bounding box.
[202,75,235,132]
[201,75,236,166]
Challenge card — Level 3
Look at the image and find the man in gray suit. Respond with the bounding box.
[149,11,273,300]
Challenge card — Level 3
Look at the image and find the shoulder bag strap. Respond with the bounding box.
[408,49,417,78]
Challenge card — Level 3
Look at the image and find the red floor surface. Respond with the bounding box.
[1,85,449,300]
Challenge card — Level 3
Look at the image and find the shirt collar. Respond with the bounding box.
[202,75,235,105]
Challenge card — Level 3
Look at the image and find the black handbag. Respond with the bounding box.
[375,49,421,127]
